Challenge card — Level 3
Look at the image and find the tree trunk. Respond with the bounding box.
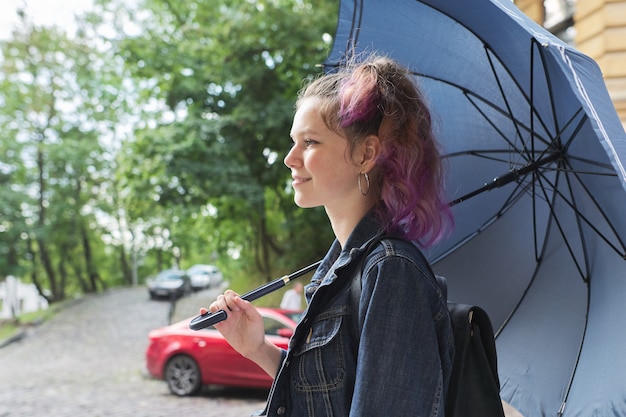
[26,237,51,304]
[119,245,133,285]
[57,254,69,300]
[81,223,104,292]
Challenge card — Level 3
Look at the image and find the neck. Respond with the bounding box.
[326,199,377,247]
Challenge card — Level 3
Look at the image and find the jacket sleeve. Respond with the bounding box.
[349,255,450,417]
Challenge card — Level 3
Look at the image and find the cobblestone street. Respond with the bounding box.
[0,286,267,417]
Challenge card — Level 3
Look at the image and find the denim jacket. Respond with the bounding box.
[258,211,454,417]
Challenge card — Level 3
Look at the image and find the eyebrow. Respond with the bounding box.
[290,127,319,139]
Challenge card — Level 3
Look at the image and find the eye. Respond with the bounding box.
[303,138,317,147]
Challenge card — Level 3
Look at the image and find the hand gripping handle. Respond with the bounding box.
[189,261,321,330]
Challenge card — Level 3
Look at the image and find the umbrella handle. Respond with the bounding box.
[189,260,321,330]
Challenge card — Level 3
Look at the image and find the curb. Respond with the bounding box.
[0,329,26,349]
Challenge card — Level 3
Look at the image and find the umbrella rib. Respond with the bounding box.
[557,289,591,417]
[444,149,519,159]
[565,155,618,175]
[466,89,560,154]
[443,149,536,167]
[413,40,590,167]
[324,0,364,68]
[408,69,555,151]
[535,168,588,280]
[535,161,626,266]
[557,107,587,156]
[529,105,585,170]
[541,169,626,257]
[563,160,592,279]
[494,264,540,339]
[484,46,529,158]
[349,0,364,50]
[496,169,584,335]
[407,3,559,147]
[464,93,539,157]
[445,150,584,173]
[535,38,562,150]
[471,40,562,153]
[433,181,527,264]
[565,168,626,257]
[471,39,557,149]
[494,188,551,338]
[491,38,573,150]
[532,167,540,262]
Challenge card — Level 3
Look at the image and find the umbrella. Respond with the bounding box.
[325,0,626,416]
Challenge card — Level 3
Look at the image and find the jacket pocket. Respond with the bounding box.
[291,308,348,392]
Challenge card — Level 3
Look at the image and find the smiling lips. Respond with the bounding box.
[291,175,311,187]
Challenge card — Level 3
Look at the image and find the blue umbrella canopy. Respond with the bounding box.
[326,0,626,415]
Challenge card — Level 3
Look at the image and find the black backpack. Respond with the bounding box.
[350,236,505,417]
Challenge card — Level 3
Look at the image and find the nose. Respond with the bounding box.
[284,144,300,168]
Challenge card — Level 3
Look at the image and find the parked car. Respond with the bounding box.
[145,308,302,396]
[147,269,192,300]
[186,264,223,290]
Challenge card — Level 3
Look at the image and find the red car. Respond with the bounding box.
[145,307,301,396]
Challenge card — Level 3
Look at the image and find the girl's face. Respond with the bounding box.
[285,97,362,211]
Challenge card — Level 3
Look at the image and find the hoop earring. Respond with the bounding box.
[358,172,370,196]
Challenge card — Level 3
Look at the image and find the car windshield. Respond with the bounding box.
[156,272,182,281]
[188,265,217,273]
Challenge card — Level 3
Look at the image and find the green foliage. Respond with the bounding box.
[0,16,135,300]
[112,0,336,279]
[0,0,337,303]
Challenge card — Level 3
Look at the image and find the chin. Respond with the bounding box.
[294,196,320,209]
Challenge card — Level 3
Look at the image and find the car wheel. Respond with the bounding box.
[164,355,202,396]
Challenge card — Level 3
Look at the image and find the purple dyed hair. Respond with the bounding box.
[297,54,453,248]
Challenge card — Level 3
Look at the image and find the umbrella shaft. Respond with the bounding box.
[450,152,560,206]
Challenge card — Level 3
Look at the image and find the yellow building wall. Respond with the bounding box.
[515,0,626,130]
[575,0,626,130]
[516,0,545,23]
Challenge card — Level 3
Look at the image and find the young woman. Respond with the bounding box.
[207,54,454,417]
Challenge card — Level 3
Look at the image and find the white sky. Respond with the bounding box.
[0,0,93,40]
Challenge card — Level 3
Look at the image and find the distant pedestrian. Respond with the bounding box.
[280,282,303,310]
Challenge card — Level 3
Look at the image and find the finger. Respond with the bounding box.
[209,295,226,313]
[199,307,208,315]
[223,290,242,311]
[232,295,252,311]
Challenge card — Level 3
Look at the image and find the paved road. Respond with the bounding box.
[0,286,267,417]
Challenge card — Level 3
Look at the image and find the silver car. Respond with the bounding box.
[147,269,192,300]
[186,264,223,290]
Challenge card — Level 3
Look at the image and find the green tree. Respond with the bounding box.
[0,15,132,301]
[108,0,337,279]
[0,0,339,302]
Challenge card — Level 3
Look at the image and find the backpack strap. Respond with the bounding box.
[350,235,443,347]
[349,235,394,348]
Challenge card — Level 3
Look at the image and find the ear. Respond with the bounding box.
[358,135,381,172]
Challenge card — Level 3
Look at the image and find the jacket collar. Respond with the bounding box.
[304,210,385,302]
